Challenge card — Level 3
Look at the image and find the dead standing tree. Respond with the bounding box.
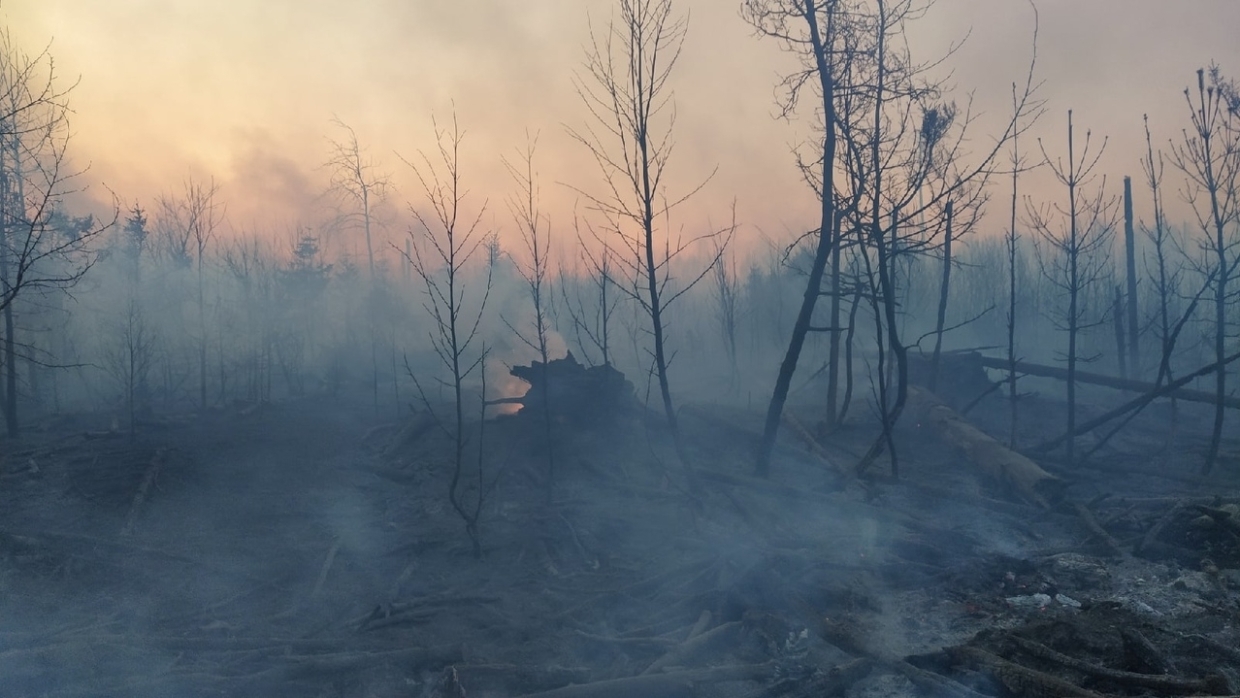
[502,133,558,497]
[999,65,1048,448]
[1140,115,1187,427]
[569,0,723,483]
[841,5,1003,479]
[325,118,390,410]
[1028,110,1118,464]
[102,298,157,439]
[741,0,845,477]
[156,178,221,410]
[711,216,741,379]
[401,115,493,558]
[561,222,619,368]
[1170,67,1240,474]
[745,0,1037,477]
[0,31,110,436]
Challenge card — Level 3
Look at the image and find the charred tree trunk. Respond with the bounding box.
[1123,176,1140,376]
[929,200,953,392]
[2,299,14,436]
[756,0,838,477]
[1113,285,1128,380]
[826,210,844,426]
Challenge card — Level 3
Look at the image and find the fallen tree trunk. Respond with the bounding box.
[514,663,774,698]
[640,621,740,675]
[120,449,167,537]
[947,645,1104,698]
[1007,635,1230,695]
[281,643,464,679]
[908,387,1064,509]
[736,658,872,698]
[1033,350,1240,453]
[975,355,1240,409]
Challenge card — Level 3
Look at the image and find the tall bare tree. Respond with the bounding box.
[503,132,558,496]
[1140,115,1184,415]
[1170,67,1240,473]
[326,118,389,281]
[0,30,109,435]
[401,114,493,557]
[157,178,221,409]
[711,216,741,379]
[103,298,157,438]
[569,0,723,484]
[742,0,844,477]
[561,221,619,367]
[326,118,391,410]
[1029,110,1118,464]
[746,0,1037,477]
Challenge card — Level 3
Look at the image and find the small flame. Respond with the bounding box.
[486,331,567,418]
[491,373,528,416]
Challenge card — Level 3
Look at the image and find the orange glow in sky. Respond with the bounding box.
[5,0,1239,261]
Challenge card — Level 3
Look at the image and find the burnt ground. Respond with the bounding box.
[0,379,1238,697]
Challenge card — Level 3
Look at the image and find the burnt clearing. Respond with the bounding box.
[0,367,1238,698]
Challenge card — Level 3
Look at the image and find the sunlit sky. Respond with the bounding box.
[6,0,1240,261]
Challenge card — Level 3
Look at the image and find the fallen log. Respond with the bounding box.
[640,620,740,675]
[281,643,464,678]
[736,658,872,698]
[1007,635,1230,695]
[1069,501,1130,558]
[120,450,167,537]
[1034,350,1240,453]
[311,538,340,597]
[685,610,712,641]
[975,354,1240,409]
[885,659,994,698]
[1120,627,1177,675]
[454,664,594,694]
[513,663,774,698]
[781,412,847,478]
[0,529,201,567]
[947,645,1104,698]
[1191,505,1240,537]
[814,614,993,698]
[908,387,1064,509]
[381,412,438,458]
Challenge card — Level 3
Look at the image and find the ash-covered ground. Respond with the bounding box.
[0,370,1238,698]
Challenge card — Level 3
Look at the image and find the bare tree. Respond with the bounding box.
[0,30,110,436]
[502,132,558,496]
[1169,67,1240,474]
[927,201,953,392]
[1006,79,1044,447]
[744,0,1037,477]
[326,118,391,410]
[103,298,157,438]
[711,214,741,379]
[742,0,845,477]
[569,0,723,484]
[1029,110,1118,464]
[223,234,277,403]
[156,178,221,409]
[401,114,493,558]
[561,222,619,367]
[326,118,390,281]
[1140,114,1185,419]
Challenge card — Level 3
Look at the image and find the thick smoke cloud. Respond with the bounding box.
[5,0,1239,246]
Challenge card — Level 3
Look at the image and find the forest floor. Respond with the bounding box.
[0,372,1238,697]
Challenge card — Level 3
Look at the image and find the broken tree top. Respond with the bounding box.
[508,352,636,425]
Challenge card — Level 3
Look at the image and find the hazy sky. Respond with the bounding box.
[6,0,1240,259]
